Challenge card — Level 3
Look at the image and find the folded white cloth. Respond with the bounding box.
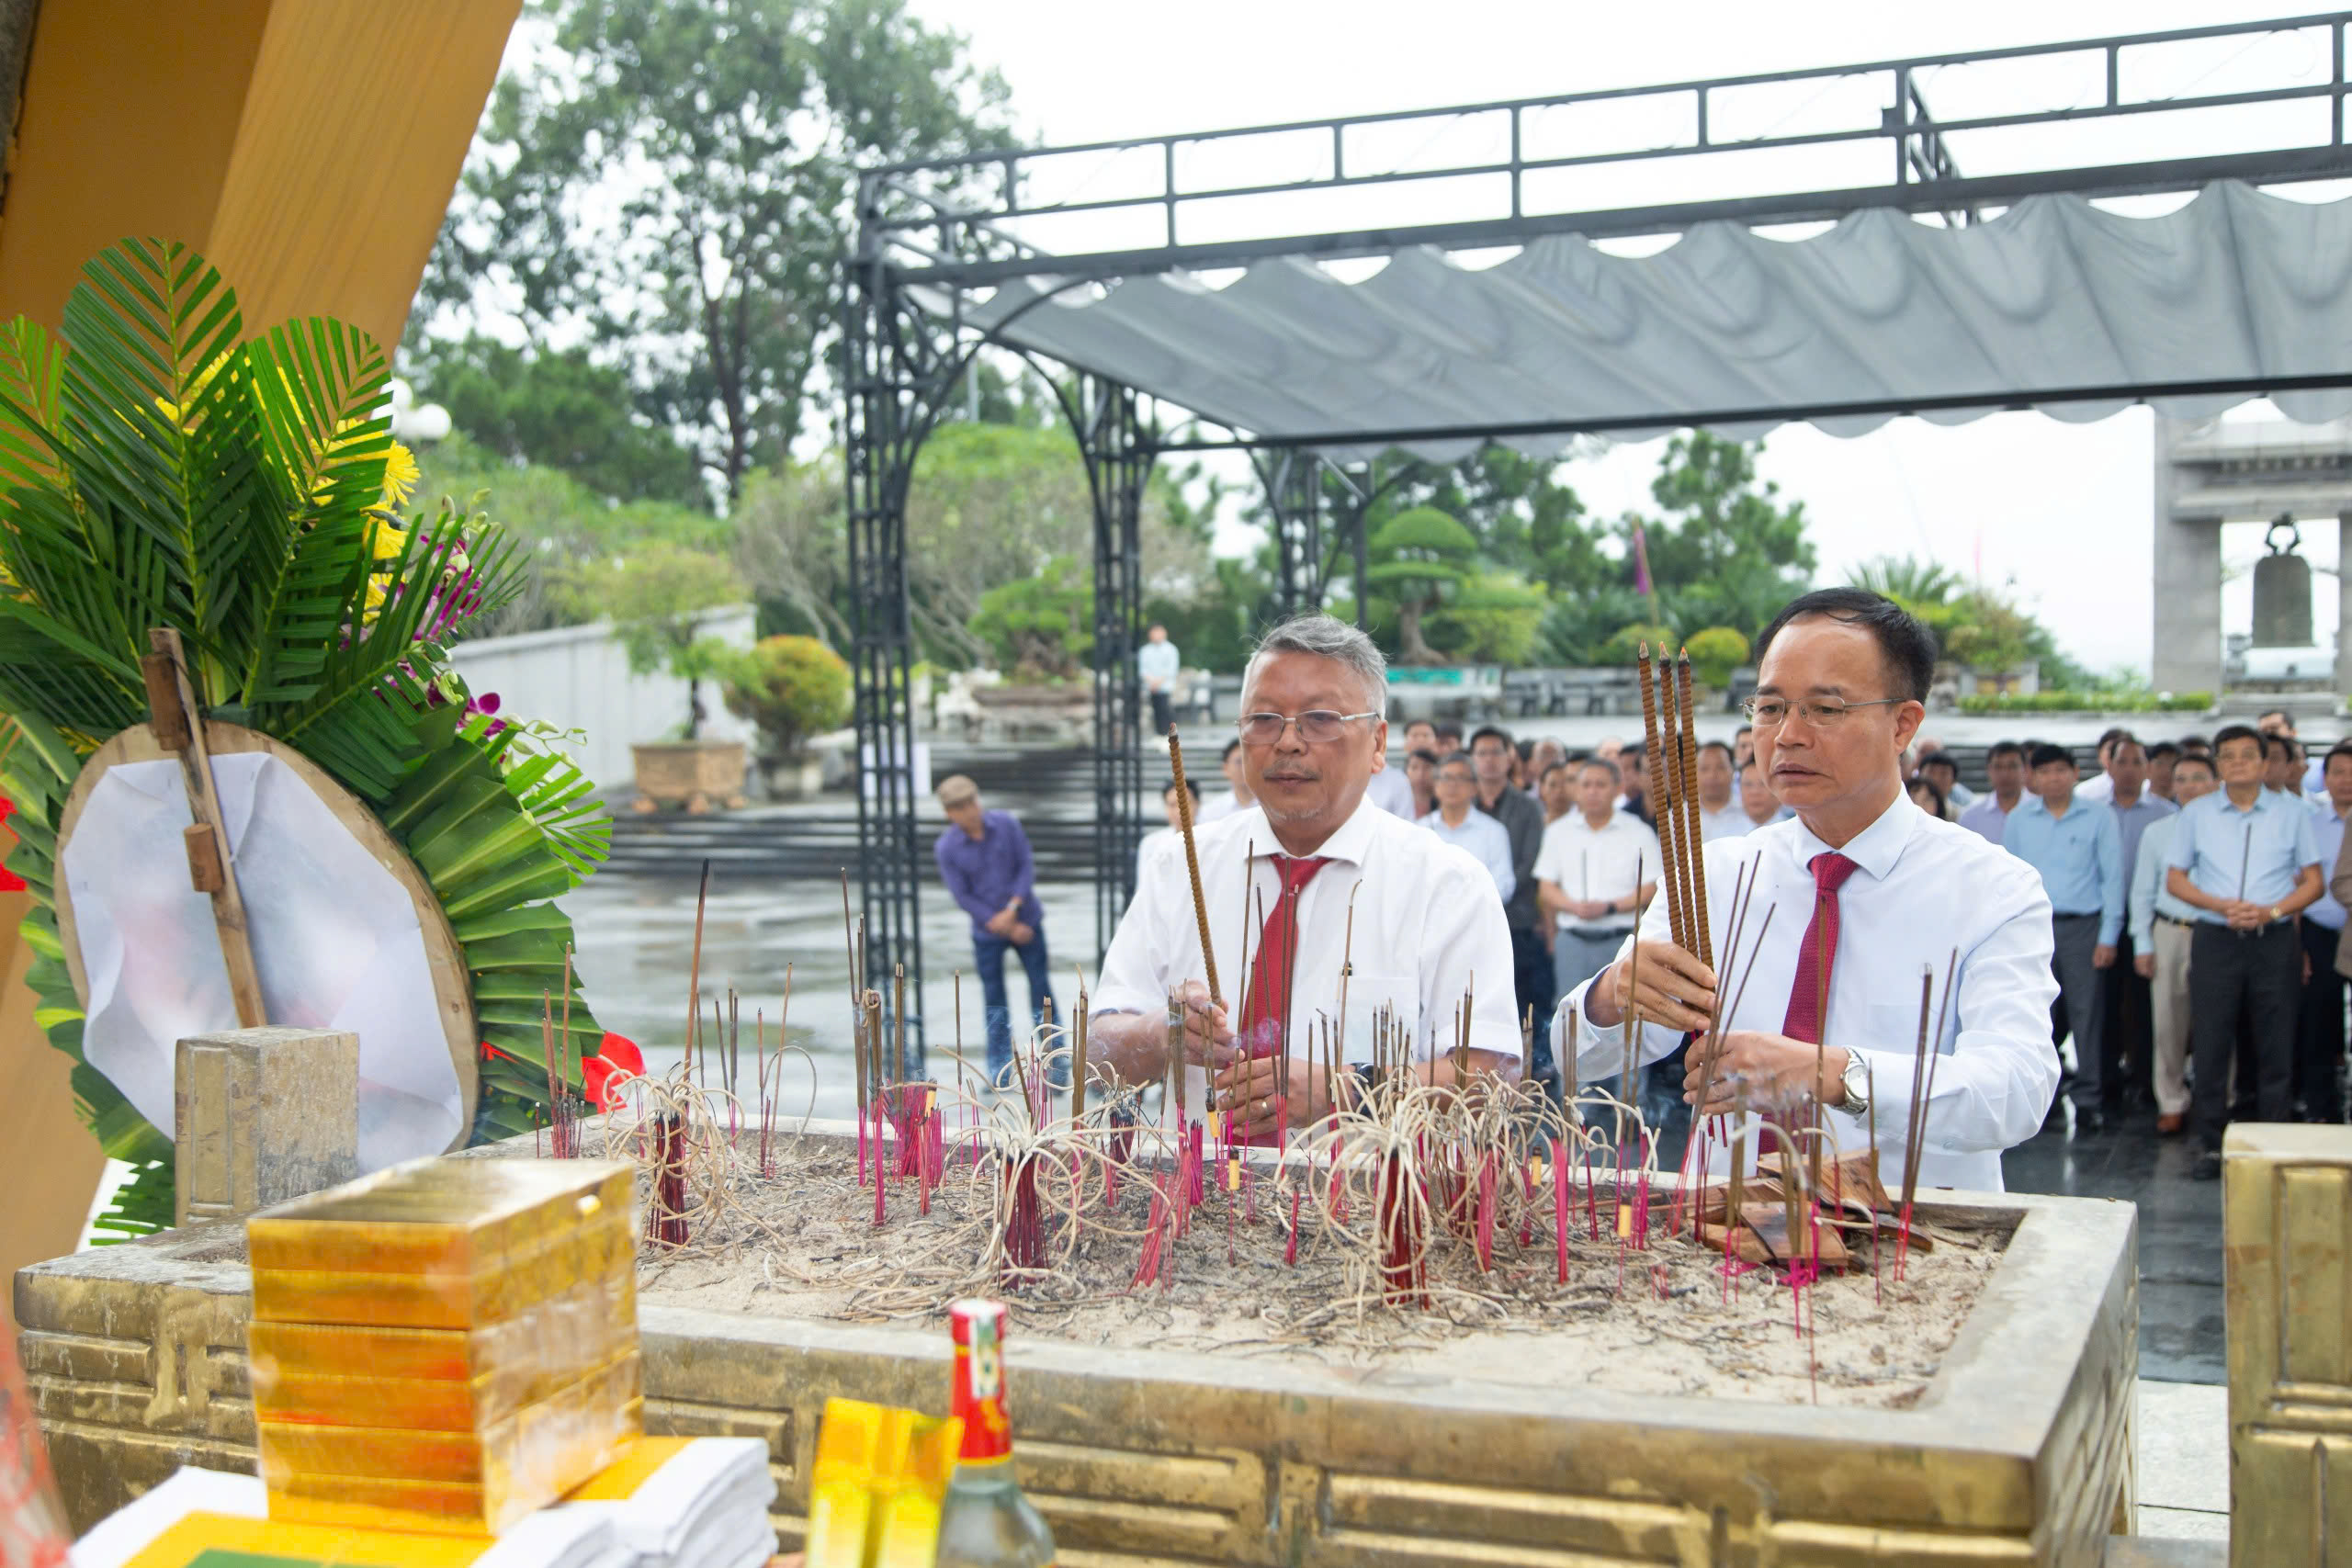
[557,1438,775,1568]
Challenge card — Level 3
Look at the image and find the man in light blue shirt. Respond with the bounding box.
[2099,734,2174,1115]
[2166,725,2325,1178]
[1419,751,1516,906]
[2004,742,2124,1128]
[1137,624,1182,739]
[2130,751,2215,1134]
[2300,743,2352,1122]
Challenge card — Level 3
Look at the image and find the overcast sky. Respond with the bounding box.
[899,0,2348,676]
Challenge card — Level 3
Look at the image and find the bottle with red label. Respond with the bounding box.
[934,1298,1057,1568]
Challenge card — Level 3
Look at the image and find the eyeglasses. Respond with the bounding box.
[1741,696,1907,728]
[1236,709,1380,744]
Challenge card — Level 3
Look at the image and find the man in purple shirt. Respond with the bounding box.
[933,773,1055,1087]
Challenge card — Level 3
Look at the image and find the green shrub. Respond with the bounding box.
[720,636,853,758]
[1598,622,1679,667]
[1957,691,2212,715]
[1684,626,1750,688]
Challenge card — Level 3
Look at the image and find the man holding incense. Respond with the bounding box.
[1555,589,2060,1192]
[1088,615,1522,1139]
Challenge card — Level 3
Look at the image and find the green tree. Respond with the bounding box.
[1685,626,1751,688]
[1849,554,1962,606]
[1599,622,1679,667]
[970,554,1091,679]
[1425,573,1548,664]
[592,543,745,737]
[1635,432,1815,640]
[420,0,1011,501]
[1366,505,1477,665]
[405,333,708,507]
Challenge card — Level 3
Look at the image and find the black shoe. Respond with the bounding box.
[2073,1108,2108,1136]
[2192,1151,2222,1181]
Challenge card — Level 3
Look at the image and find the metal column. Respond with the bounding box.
[1077,377,1157,953]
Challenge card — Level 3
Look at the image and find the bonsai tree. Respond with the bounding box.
[720,635,852,761]
[1366,506,1476,666]
[598,541,743,738]
[1685,626,1750,688]
[969,554,1092,680]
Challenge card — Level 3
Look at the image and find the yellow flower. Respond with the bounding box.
[380,442,418,511]
[364,516,408,562]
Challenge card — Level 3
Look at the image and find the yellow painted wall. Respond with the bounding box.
[0,0,521,1306]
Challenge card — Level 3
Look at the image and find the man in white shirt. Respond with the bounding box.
[1736,759,1789,829]
[1137,623,1181,739]
[1196,739,1253,822]
[1534,759,1660,1005]
[1694,740,1748,840]
[2130,751,2215,1134]
[1363,746,1416,818]
[1090,615,1521,1143]
[1957,740,2027,844]
[2073,728,2131,805]
[2301,743,2352,1123]
[1136,776,1198,885]
[2098,734,2174,1117]
[1556,588,2059,1192]
[1419,751,1515,904]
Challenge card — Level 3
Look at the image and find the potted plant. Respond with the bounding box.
[718,635,852,799]
[600,541,749,812]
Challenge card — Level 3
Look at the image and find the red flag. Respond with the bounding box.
[1632,523,1654,598]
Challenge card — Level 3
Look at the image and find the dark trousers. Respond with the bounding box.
[1148,688,1172,738]
[2051,914,2104,1110]
[2189,920,2299,1150]
[1510,923,1557,1094]
[2098,930,2152,1104]
[974,927,1055,1089]
[2298,917,2347,1123]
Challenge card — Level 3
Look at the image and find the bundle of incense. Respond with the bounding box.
[1634,647,1690,954]
[1165,727,1224,1008]
[1674,653,1714,970]
[1897,949,1962,1276]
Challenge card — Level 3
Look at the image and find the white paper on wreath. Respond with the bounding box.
[60,751,463,1170]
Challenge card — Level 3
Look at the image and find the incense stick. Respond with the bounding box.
[1674,652,1713,969]
[1167,728,1223,1007]
[686,858,710,1082]
[1635,647,1690,953]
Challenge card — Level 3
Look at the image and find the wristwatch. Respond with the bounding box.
[1834,1051,1871,1119]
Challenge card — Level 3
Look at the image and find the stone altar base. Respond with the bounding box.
[18,1126,2138,1566]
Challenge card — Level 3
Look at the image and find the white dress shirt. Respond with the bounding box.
[1698,803,1750,841]
[2310,797,2350,931]
[1363,761,1415,818]
[1418,808,1516,904]
[1532,809,1660,934]
[1555,794,2058,1194]
[1093,797,1523,1107]
[2075,772,2114,804]
[1196,789,1247,823]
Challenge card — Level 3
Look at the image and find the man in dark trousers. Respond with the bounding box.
[1471,725,1555,1091]
[2166,725,2324,1179]
[933,773,1055,1089]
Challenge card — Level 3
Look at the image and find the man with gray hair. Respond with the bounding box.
[1089,615,1522,1142]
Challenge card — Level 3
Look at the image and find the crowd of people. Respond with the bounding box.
[936,611,2345,1185]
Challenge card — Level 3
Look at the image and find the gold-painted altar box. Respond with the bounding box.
[245,1157,641,1534]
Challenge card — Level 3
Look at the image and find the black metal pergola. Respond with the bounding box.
[842,12,2352,1051]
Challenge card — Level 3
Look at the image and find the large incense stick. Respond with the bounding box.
[1674,652,1714,969]
[1635,647,1690,953]
[1166,728,1223,1008]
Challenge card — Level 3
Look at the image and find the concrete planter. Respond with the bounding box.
[629,739,746,814]
[756,752,824,801]
[17,1124,2138,1564]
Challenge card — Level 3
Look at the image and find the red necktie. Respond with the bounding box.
[1233,854,1330,1145]
[1781,852,1860,1043]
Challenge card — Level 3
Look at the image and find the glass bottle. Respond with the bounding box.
[933,1298,1057,1568]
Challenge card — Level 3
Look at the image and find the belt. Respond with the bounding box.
[2052,910,2100,921]
[2156,913,2195,929]
[1565,924,1634,940]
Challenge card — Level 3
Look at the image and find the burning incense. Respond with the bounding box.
[892,964,908,1085]
[1166,728,1224,1008]
[1072,965,1091,1121]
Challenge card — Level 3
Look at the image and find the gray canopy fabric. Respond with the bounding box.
[956,180,2352,460]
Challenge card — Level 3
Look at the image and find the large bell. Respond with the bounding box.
[2252,515,2314,649]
